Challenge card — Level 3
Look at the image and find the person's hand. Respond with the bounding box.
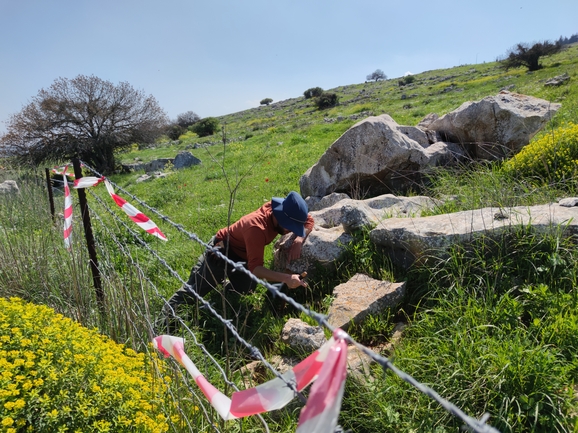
[288,237,303,262]
[285,273,308,289]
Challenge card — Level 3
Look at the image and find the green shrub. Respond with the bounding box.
[165,123,184,141]
[315,92,339,110]
[502,122,578,183]
[260,98,273,106]
[0,297,171,432]
[191,117,219,137]
[398,75,415,86]
[303,87,324,99]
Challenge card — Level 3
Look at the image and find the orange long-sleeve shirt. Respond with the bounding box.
[215,202,314,272]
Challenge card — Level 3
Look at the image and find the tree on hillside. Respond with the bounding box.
[191,117,219,137]
[366,69,387,82]
[315,92,339,109]
[500,40,563,71]
[176,111,200,128]
[303,87,324,99]
[0,75,168,174]
[164,110,201,140]
[260,98,273,106]
[556,33,578,46]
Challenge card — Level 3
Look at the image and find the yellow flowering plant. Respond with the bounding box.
[503,122,578,184]
[0,297,171,432]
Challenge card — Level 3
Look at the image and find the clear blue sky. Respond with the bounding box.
[1,0,576,134]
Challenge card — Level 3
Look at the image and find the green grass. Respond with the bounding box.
[2,44,578,432]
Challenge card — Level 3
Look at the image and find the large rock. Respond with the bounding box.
[274,226,353,275]
[299,91,559,198]
[173,151,201,169]
[327,274,406,330]
[545,73,570,87]
[370,201,578,270]
[428,91,560,160]
[299,114,459,198]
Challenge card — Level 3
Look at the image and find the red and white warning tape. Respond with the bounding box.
[73,176,105,189]
[62,166,73,250]
[153,329,348,432]
[62,169,167,246]
[104,180,167,241]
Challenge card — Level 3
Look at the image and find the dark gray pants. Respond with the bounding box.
[164,237,257,315]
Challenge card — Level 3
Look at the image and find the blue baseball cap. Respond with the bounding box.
[271,191,308,237]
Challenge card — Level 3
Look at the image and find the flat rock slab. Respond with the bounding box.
[370,203,578,269]
[327,273,406,330]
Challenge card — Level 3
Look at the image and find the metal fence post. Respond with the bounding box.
[72,158,104,313]
[44,168,56,222]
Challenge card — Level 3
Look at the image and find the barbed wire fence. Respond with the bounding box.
[58,160,501,433]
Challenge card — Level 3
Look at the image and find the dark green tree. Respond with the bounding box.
[191,117,219,137]
[260,98,273,106]
[398,75,415,86]
[500,41,563,71]
[0,75,168,173]
[315,92,339,109]
[165,123,184,141]
[303,87,324,99]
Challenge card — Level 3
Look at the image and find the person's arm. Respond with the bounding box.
[287,214,314,262]
[252,266,307,289]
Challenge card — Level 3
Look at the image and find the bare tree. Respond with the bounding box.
[500,40,563,71]
[366,69,387,82]
[0,75,168,173]
[176,111,200,128]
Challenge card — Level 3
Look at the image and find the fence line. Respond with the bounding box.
[85,187,271,433]
[78,160,501,433]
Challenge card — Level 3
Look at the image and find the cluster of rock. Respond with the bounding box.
[273,91,576,366]
[121,151,201,175]
[299,91,560,199]
[545,73,570,87]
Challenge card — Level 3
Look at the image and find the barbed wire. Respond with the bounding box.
[78,160,501,433]
[85,187,271,433]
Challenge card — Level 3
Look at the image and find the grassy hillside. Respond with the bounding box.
[113,44,578,279]
[2,44,578,432]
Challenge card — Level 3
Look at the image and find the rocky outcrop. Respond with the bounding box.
[545,73,570,87]
[275,197,578,275]
[428,91,560,160]
[299,91,560,199]
[299,114,462,198]
[274,194,440,275]
[122,158,172,173]
[121,151,201,173]
[370,201,578,270]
